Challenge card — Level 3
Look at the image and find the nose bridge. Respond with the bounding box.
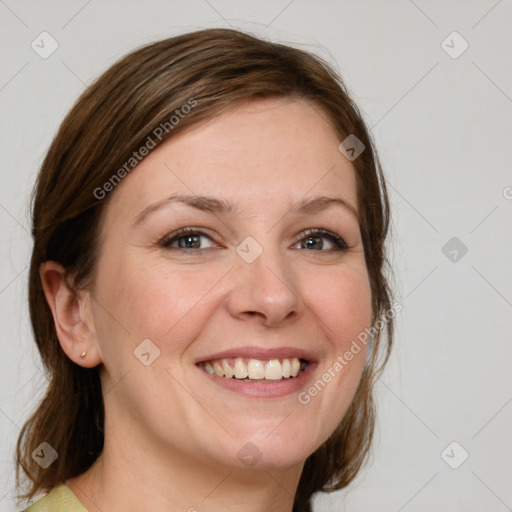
[228,232,301,325]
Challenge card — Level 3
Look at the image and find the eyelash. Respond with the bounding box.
[159,227,349,255]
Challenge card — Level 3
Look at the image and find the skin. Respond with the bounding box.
[40,97,372,511]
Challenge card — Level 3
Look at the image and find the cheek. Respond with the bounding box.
[301,264,372,405]
[99,258,225,357]
[304,262,373,346]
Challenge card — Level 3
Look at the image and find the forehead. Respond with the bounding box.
[102,97,357,224]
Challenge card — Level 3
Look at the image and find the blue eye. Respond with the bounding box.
[160,228,217,253]
[160,227,349,254]
[292,228,349,252]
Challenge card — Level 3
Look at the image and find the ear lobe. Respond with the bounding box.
[39,261,101,368]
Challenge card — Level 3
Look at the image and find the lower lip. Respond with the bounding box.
[196,362,317,398]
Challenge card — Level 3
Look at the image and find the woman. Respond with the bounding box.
[16,28,395,511]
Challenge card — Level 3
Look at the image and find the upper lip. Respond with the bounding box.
[195,345,317,364]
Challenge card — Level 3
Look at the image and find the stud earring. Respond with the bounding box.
[79,351,87,359]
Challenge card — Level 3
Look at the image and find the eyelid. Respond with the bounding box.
[160,226,349,253]
[160,227,221,248]
[292,228,349,251]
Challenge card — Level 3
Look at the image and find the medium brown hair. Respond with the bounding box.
[16,28,394,511]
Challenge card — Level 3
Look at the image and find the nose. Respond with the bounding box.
[225,242,302,328]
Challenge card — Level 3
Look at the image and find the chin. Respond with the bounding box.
[205,425,324,471]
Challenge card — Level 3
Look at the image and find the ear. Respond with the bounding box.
[39,261,102,368]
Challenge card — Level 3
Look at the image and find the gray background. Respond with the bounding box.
[1,1,511,510]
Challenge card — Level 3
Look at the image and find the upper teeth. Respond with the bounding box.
[202,357,304,380]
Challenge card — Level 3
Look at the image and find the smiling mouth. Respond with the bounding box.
[198,357,308,382]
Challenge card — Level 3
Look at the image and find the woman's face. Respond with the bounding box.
[89,97,372,471]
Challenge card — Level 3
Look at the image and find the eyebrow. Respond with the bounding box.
[132,193,359,227]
